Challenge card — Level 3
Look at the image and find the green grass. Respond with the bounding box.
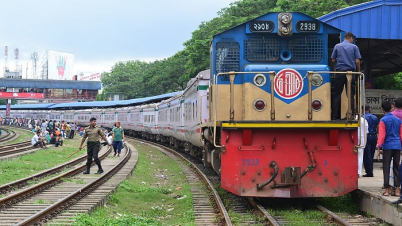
[267,208,327,226]
[0,137,83,186]
[73,140,195,226]
[35,199,48,204]
[319,193,360,214]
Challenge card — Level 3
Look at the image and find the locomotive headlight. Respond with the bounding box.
[311,73,323,86]
[253,74,266,86]
[280,26,292,35]
[254,99,266,111]
[278,13,293,36]
[280,13,291,24]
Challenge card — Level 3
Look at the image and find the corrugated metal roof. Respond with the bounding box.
[0,91,182,110]
[318,0,402,39]
[117,91,182,106]
[48,91,181,109]
[0,103,57,110]
[48,101,118,109]
[0,78,101,90]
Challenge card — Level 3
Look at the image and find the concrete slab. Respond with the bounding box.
[356,162,402,225]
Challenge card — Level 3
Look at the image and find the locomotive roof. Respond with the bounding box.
[211,11,343,40]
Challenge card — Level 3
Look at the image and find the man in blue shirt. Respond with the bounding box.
[362,105,379,177]
[331,32,361,120]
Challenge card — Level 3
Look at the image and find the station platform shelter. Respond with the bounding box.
[318,0,402,80]
[0,78,101,104]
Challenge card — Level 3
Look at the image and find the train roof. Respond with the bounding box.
[0,91,182,111]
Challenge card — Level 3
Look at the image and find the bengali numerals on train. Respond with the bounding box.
[249,21,274,32]
[242,158,260,166]
[296,21,320,32]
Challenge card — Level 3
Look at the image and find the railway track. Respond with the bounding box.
[127,137,276,225]
[128,137,385,226]
[249,198,381,226]
[0,141,33,158]
[0,142,138,226]
[126,137,232,226]
[0,128,17,143]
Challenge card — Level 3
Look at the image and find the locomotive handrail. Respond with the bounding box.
[199,94,206,142]
[307,72,313,121]
[311,71,367,148]
[213,71,366,149]
[213,71,276,148]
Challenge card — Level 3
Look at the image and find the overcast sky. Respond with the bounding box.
[0,0,235,78]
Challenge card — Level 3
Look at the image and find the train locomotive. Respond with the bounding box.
[2,12,364,198]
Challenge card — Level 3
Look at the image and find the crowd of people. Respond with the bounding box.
[0,117,125,176]
[358,99,402,204]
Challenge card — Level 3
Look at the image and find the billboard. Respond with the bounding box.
[77,72,102,81]
[47,50,74,80]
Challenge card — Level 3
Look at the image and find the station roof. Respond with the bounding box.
[318,0,402,78]
[0,103,57,110]
[49,91,181,109]
[0,78,101,90]
[0,91,181,111]
[318,0,402,40]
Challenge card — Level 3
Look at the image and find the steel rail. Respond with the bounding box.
[316,205,352,226]
[0,129,16,142]
[0,146,112,211]
[127,137,232,226]
[0,141,30,149]
[247,197,280,226]
[16,144,131,226]
[0,144,34,157]
[0,150,89,195]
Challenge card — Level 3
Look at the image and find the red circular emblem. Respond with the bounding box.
[274,69,304,99]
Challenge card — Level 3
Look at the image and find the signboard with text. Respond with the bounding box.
[77,72,102,81]
[0,92,44,99]
[366,89,402,114]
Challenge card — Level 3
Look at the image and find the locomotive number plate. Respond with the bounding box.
[296,20,320,32]
[249,21,274,32]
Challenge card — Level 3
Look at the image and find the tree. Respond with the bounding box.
[374,72,402,90]
[101,60,149,99]
[96,91,107,101]
[102,0,376,98]
[0,99,17,105]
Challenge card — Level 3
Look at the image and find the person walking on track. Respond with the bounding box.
[79,117,111,174]
[112,122,125,157]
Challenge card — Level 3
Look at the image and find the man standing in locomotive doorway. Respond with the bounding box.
[331,32,361,120]
[79,117,112,174]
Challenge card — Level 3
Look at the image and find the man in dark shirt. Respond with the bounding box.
[331,32,361,120]
[362,105,379,177]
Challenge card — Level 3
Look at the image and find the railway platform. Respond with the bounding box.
[357,161,402,225]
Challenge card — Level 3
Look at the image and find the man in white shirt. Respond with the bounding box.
[358,116,369,177]
[31,131,47,148]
